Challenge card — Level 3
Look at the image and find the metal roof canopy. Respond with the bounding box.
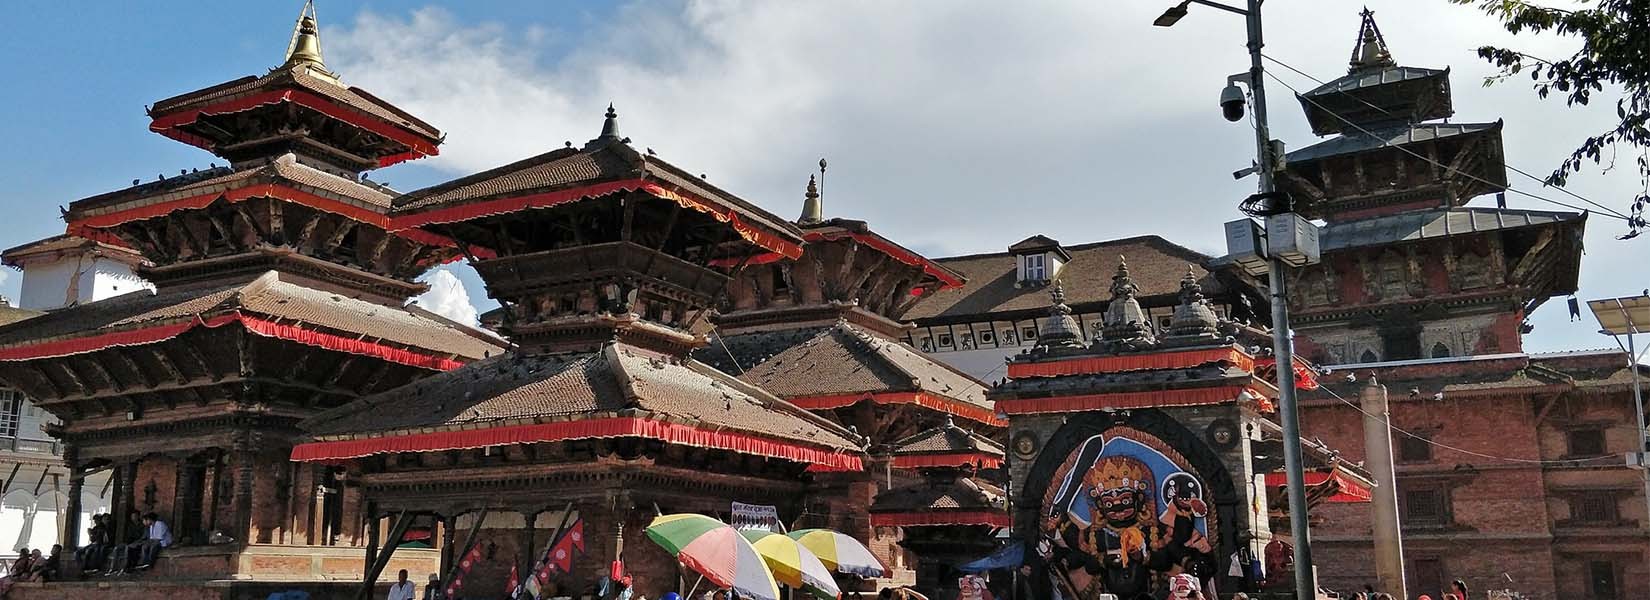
[1590,296,1650,335]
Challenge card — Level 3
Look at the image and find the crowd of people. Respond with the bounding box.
[69,510,172,576]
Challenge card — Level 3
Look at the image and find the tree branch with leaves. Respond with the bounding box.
[1453,0,1648,238]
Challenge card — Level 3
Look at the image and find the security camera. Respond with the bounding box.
[1220,83,1246,122]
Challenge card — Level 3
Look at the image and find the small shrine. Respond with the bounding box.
[991,260,1371,600]
[869,420,1008,597]
[291,107,868,599]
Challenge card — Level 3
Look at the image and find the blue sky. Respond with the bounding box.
[2,1,1645,355]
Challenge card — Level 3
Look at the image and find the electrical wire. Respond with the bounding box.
[1314,382,1620,466]
[1259,53,1634,222]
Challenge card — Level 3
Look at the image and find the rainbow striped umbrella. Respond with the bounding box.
[787,529,886,578]
[646,514,780,600]
[741,530,841,600]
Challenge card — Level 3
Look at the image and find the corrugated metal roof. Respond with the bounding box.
[1285,121,1500,164]
[1321,207,1583,252]
[1304,66,1447,97]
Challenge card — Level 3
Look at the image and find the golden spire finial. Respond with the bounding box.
[283,1,336,79]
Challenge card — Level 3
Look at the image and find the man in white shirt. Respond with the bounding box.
[132,513,173,570]
[387,569,418,600]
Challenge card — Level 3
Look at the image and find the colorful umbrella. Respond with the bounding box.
[787,529,887,578]
[646,514,781,600]
[740,530,841,600]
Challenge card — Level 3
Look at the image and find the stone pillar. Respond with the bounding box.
[1359,377,1406,598]
[62,445,83,549]
[519,511,538,586]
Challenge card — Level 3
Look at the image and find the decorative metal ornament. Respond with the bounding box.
[1206,418,1240,451]
[1012,430,1039,460]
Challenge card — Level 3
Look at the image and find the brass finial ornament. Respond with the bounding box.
[799,174,823,225]
[1347,8,1394,73]
[585,104,621,149]
[283,1,337,80]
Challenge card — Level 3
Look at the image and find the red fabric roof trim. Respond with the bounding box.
[803,231,964,289]
[391,179,804,261]
[149,89,440,167]
[237,314,465,371]
[64,183,484,260]
[1255,357,1322,391]
[0,312,463,371]
[788,392,1006,427]
[995,386,1268,415]
[804,463,863,473]
[289,416,863,469]
[1007,348,1254,379]
[891,453,1003,470]
[1264,471,1371,503]
[868,511,1010,528]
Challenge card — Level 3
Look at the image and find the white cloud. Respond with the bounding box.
[411,268,480,326]
[330,1,1643,352]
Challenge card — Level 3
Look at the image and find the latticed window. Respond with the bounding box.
[1402,487,1450,526]
[1398,434,1433,463]
[0,389,21,439]
[1573,493,1618,524]
[1568,429,1607,457]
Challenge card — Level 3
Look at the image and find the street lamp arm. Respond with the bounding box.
[1187,0,1250,16]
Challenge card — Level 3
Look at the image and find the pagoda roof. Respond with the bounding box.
[887,420,1005,469]
[1284,121,1500,164]
[66,154,396,229]
[800,219,965,288]
[869,475,1009,527]
[291,341,864,469]
[0,305,41,328]
[1302,65,1448,99]
[1320,206,1585,252]
[907,235,1230,322]
[390,139,802,259]
[1253,417,1374,505]
[712,321,997,425]
[148,62,441,149]
[2,235,147,270]
[0,271,501,366]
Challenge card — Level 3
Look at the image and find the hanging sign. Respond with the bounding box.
[731,501,782,532]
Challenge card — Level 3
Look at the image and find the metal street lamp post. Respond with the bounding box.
[1156,2,1320,600]
[1587,295,1650,547]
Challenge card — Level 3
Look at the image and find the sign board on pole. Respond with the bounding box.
[731,502,782,532]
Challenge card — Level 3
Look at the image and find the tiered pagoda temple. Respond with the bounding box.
[693,177,999,588]
[0,5,504,589]
[868,420,1008,597]
[1275,10,1585,364]
[993,262,1371,600]
[290,108,868,600]
[1283,13,1650,600]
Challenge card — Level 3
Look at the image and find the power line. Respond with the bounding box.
[1259,53,1634,222]
[1315,382,1618,466]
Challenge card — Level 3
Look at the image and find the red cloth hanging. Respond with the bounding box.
[869,511,1010,528]
[290,416,863,470]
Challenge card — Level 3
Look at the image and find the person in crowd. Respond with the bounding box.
[25,545,60,582]
[1451,580,1470,600]
[131,512,172,570]
[0,549,33,597]
[77,514,113,572]
[104,510,146,575]
[387,569,418,600]
[422,572,442,600]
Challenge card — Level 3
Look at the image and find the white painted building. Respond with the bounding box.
[0,235,147,551]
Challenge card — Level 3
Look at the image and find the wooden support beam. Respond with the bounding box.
[294,213,326,251]
[321,220,359,254]
[21,362,65,399]
[322,355,358,391]
[268,200,286,245]
[150,347,189,385]
[178,343,218,381]
[358,510,413,600]
[78,356,124,394]
[33,374,240,407]
[112,348,158,390]
[56,360,93,396]
[834,242,860,299]
[0,464,21,494]
[357,361,395,395]
[439,508,490,592]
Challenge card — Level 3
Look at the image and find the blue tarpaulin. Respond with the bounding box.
[957,542,1023,573]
